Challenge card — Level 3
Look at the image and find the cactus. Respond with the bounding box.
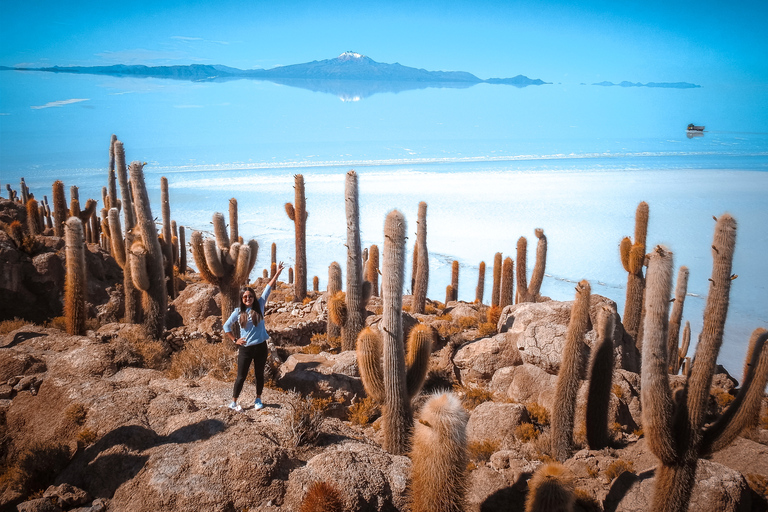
[52,180,67,237]
[5,184,15,201]
[20,178,29,205]
[229,198,238,243]
[366,244,380,297]
[271,242,277,277]
[409,392,468,512]
[641,215,768,512]
[525,462,575,512]
[356,210,432,455]
[412,201,429,314]
[341,170,371,351]
[491,252,502,307]
[444,285,453,305]
[171,220,179,267]
[517,229,547,303]
[108,134,118,209]
[620,201,649,342]
[113,140,139,323]
[586,306,616,450]
[288,267,294,284]
[499,256,514,308]
[64,217,87,336]
[666,266,689,373]
[128,162,168,339]
[298,481,344,512]
[160,177,176,299]
[450,260,459,302]
[327,262,343,342]
[285,174,308,301]
[42,196,52,230]
[191,209,258,322]
[26,198,42,236]
[475,261,486,304]
[551,280,591,462]
[673,321,692,374]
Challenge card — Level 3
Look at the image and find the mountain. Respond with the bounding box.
[593,80,701,89]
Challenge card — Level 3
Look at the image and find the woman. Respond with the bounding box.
[224,261,285,411]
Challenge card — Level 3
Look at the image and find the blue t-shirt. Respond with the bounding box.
[223,285,271,346]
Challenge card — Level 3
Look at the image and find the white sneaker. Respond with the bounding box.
[228,401,242,412]
[254,398,264,410]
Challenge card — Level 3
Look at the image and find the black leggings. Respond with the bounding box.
[232,342,268,399]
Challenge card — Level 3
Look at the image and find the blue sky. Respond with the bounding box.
[2,0,767,85]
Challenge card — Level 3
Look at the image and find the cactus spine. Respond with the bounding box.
[341,171,369,351]
[499,256,515,308]
[52,180,67,237]
[412,201,429,314]
[191,209,258,322]
[327,262,342,342]
[666,266,689,373]
[586,306,616,449]
[551,280,591,462]
[285,174,308,301]
[491,252,502,307]
[475,261,485,304]
[620,201,649,342]
[160,177,176,299]
[366,244,380,297]
[409,392,469,512]
[450,260,459,302]
[64,217,87,335]
[129,162,167,339]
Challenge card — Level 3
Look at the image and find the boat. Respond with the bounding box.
[687,123,705,132]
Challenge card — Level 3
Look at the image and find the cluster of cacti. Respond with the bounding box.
[285,174,308,301]
[409,392,469,512]
[641,215,768,512]
[356,210,432,455]
[517,228,547,303]
[411,201,429,313]
[191,207,258,323]
[366,244,379,297]
[64,217,87,336]
[550,280,592,462]
[620,201,649,344]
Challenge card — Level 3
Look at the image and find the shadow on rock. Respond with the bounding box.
[480,472,530,512]
[1,331,46,349]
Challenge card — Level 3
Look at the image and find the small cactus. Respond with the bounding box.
[366,244,380,297]
[52,180,67,237]
[160,177,176,299]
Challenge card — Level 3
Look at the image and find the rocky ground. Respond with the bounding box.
[1,196,767,512]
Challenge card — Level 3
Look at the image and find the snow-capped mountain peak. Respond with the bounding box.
[338,51,365,61]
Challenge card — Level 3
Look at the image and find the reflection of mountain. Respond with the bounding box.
[1,52,550,100]
[593,81,701,89]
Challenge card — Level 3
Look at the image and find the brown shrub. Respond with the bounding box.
[436,313,453,322]
[525,402,550,426]
[347,396,379,426]
[64,403,88,425]
[284,390,325,448]
[611,384,624,399]
[712,388,735,410]
[167,338,237,380]
[604,459,635,482]
[424,304,437,315]
[1,441,71,496]
[134,340,170,370]
[299,481,345,512]
[300,344,323,355]
[467,439,500,464]
[111,338,142,367]
[477,322,497,337]
[436,322,461,338]
[454,383,494,411]
[45,316,67,332]
[0,318,27,334]
[77,428,98,446]
[486,305,501,325]
[457,316,479,330]
[515,422,539,442]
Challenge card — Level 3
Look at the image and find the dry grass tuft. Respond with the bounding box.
[347,396,379,426]
[0,318,28,334]
[604,459,635,482]
[64,403,88,425]
[284,390,325,448]
[45,316,67,332]
[300,344,323,355]
[515,422,539,442]
[457,316,479,330]
[435,313,453,322]
[477,322,497,337]
[467,439,500,465]
[77,428,98,446]
[436,322,462,338]
[486,305,501,325]
[712,388,735,410]
[633,427,644,437]
[299,481,345,512]
[167,338,237,380]
[612,384,624,399]
[525,402,550,426]
[424,304,438,315]
[453,383,495,411]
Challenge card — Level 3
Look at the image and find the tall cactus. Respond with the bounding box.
[64,217,87,336]
[620,201,649,342]
[412,201,429,314]
[517,229,547,303]
[128,162,167,339]
[114,140,139,323]
[450,260,459,302]
[366,244,380,297]
[26,198,42,236]
[52,180,67,237]
[551,280,591,462]
[491,252,502,307]
[666,266,689,373]
[499,256,515,308]
[356,210,432,455]
[340,170,370,351]
[327,262,342,343]
[191,210,258,322]
[409,392,468,512]
[160,177,176,299]
[178,225,186,274]
[641,215,768,512]
[285,174,308,302]
[475,261,485,304]
[271,242,277,277]
[586,306,616,450]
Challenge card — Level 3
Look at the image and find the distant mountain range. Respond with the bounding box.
[592,80,701,89]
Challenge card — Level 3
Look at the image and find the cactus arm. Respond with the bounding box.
[211,211,229,251]
[586,306,616,449]
[190,231,218,284]
[528,228,547,300]
[356,327,385,403]
[412,202,429,313]
[160,177,176,298]
[666,266,690,372]
[229,198,238,243]
[381,209,411,455]
[285,202,295,221]
[130,242,150,292]
[246,239,259,274]
[114,141,134,230]
[405,324,433,399]
[687,214,737,432]
[675,321,691,373]
[231,244,252,286]
[641,246,678,465]
[701,329,768,455]
[108,208,126,268]
[620,237,632,272]
[551,280,591,462]
[203,238,225,278]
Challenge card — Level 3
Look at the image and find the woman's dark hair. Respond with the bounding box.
[238,287,263,328]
